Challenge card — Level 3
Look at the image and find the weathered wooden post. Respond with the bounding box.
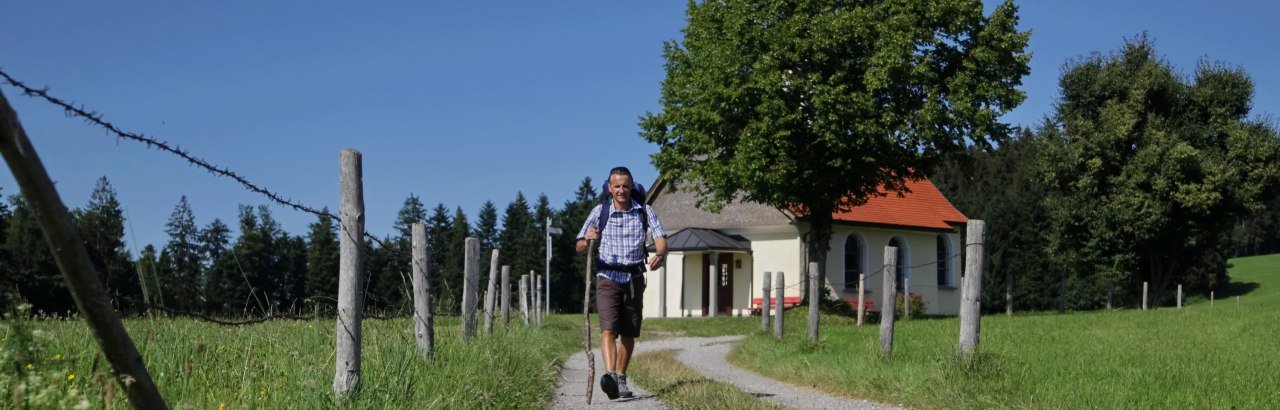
[484,250,499,335]
[1005,272,1014,316]
[773,272,785,340]
[583,241,597,404]
[1177,284,1183,309]
[958,220,985,360]
[903,274,911,319]
[0,90,167,408]
[708,255,719,318]
[501,266,511,326]
[808,261,820,344]
[1211,291,1215,308]
[534,272,543,327]
[411,222,434,358]
[880,246,898,358]
[761,271,772,332]
[1106,281,1114,310]
[659,263,667,318]
[857,273,867,326]
[1142,282,1149,310]
[520,274,530,325]
[1236,295,1240,308]
[461,238,480,339]
[333,148,365,397]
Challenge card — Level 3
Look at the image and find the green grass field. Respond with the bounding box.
[730,254,1280,408]
[3,255,1276,408]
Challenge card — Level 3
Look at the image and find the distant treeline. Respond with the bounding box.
[0,177,603,317]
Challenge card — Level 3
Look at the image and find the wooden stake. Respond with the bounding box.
[958,220,985,360]
[520,274,530,325]
[774,272,785,340]
[534,272,543,327]
[484,250,499,335]
[1143,282,1149,311]
[411,222,433,357]
[808,261,820,344]
[0,88,168,408]
[880,246,898,358]
[856,273,866,326]
[461,238,479,339]
[1177,284,1183,309]
[501,266,511,326]
[333,148,365,397]
[761,271,772,332]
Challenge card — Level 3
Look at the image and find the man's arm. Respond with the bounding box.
[647,235,667,271]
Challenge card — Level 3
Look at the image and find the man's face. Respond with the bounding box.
[609,173,633,207]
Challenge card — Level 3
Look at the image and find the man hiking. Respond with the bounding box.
[576,166,667,400]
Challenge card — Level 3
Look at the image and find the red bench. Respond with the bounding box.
[750,296,802,312]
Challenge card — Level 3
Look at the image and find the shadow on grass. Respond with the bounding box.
[1219,281,1260,298]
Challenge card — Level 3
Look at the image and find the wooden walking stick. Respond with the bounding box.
[583,240,596,404]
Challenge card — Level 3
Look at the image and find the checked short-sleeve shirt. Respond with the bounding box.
[577,200,666,284]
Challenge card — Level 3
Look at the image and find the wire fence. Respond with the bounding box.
[1,69,447,325]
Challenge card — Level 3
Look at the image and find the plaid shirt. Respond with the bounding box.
[577,200,666,284]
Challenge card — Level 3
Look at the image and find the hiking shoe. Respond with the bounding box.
[617,374,633,398]
[600,372,619,400]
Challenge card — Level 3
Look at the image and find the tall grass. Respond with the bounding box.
[2,314,580,408]
[728,254,1280,408]
[629,349,782,410]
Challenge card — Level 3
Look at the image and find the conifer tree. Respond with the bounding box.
[305,211,340,310]
[161,196,202,312]
[75,177,138,312]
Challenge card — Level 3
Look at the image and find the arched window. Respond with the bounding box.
[888,237,907,292]
[937,235,951,286]
[844,234,864,289]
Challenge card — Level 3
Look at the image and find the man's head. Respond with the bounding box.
[608,166,634,209]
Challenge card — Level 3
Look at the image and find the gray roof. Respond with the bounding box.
[654,228,751,252]
[647,177,793,232]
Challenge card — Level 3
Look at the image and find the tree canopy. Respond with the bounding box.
[640,0,1030,282]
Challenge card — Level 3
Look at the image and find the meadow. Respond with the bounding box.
[730,254,1280,408]
[3,254,1277,408]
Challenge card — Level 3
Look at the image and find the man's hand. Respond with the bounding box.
[584,227,600,242]
[647,253,664,271]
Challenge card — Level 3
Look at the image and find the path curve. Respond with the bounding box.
[550,335,894,409]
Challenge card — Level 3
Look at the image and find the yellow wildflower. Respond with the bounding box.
[25,363,32,370]
[54,354,62,360]
[259,389,266,398]
[219,403,226,410]
[67,374,75,381]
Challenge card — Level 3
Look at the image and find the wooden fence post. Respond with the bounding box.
[1142,282,1149,311]
[659,263,667,318]
[461,238,480,339]
[709,257,718,318]
[1005,272,1013,316]
[411,222,433,358]
[520,274,530,325]
[534,272,543,327]
[484,250,499,335]
[1236,295,1240,308]
[1177,284,1183,309]
[773,272,785,340]
[903,275,911,319]
[1211,291,1215,308]
[0,89,167,408]
[761,271,772,332]
[333,148,365,397]
[501,266,511,326]
[880,246,898,358]
[958,220,985,360]
[808,261,820,344]
[857,273,866,326]
[1106,281,1113,310]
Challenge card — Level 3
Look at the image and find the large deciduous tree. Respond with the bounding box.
[1042,37,1280,306]
[640,0,1030,287]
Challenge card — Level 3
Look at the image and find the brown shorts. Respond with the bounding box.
[596,275,646,338]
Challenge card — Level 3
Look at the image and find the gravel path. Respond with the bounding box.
[550,335,895,409]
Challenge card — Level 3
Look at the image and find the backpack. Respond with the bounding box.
[596,181,650,261]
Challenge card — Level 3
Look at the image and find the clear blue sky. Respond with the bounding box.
[2,1,1278,252]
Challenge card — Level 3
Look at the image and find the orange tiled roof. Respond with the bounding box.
[828,178,968,230]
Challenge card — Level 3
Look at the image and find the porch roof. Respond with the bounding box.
[653,227,751,253]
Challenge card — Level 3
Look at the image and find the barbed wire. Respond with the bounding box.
[0,69,339,222]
